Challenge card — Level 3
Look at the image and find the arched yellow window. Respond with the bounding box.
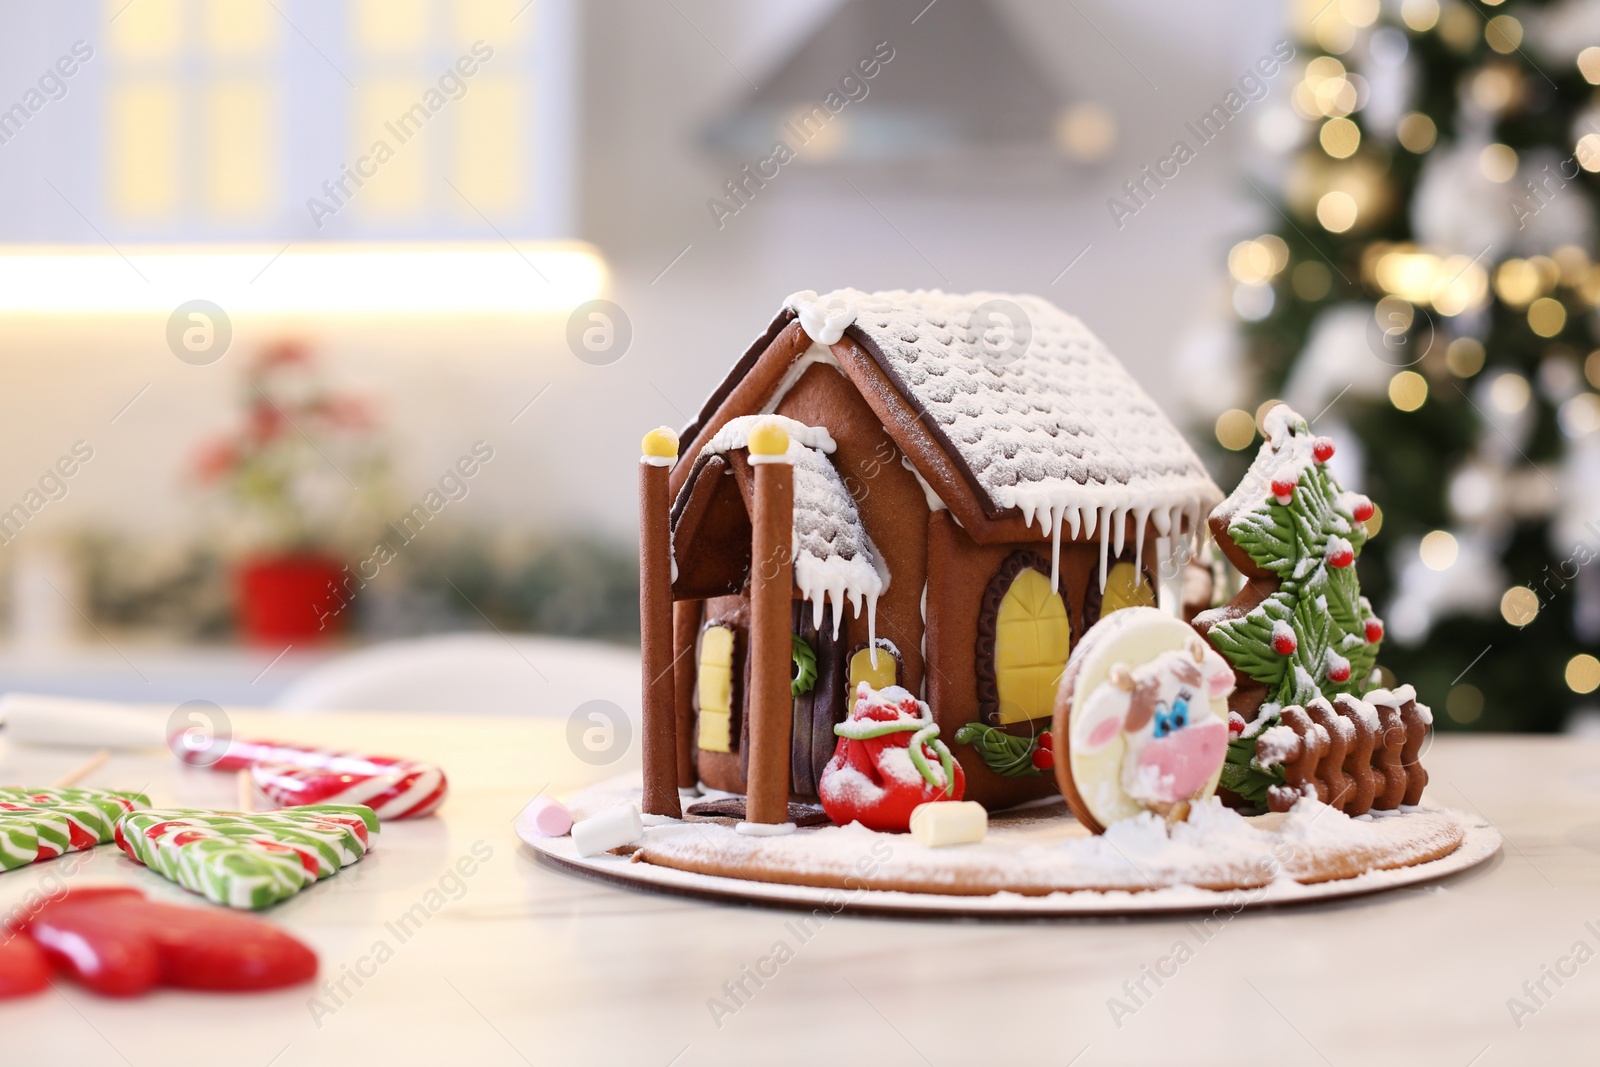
[696,624,736,752]
[982,557,1071,725]
[1100,561,1156,616]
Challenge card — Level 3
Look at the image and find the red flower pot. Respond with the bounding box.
[236,555,347,644]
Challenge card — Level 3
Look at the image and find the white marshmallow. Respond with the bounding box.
[571,804,643,857]
[909,801,987,848]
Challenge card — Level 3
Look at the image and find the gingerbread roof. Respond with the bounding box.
[694,414,888,638]
[681,289,1222,573]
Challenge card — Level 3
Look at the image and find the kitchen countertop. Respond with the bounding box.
[2,712,1597,1065]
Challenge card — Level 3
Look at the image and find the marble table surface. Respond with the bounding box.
[2,710,1597,1066]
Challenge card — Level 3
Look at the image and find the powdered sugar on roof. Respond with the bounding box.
[701,415,888,639]
[807,288,1223,588]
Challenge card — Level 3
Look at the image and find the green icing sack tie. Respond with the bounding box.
[834,713,957,795]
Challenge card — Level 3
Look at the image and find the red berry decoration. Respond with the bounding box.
[1271,625,1297,656]
[1228,714,1245,737]
[1365,618,1384,643]
[1030,745,1054,772]
[1037,731,1053,751]
[1326,659,1352,684]
[1327,538,1354,568]
[1270,477,1297,505]
[1313,437,1335,464]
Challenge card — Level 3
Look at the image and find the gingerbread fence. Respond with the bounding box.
[1253,685,1431,815]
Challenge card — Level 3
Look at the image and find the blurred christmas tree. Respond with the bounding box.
[1210,0,1600,732]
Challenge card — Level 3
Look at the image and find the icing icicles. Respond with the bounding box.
[700,414,889,651]
[1010,495,1206,595]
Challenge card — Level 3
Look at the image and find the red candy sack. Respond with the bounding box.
[819,684,965,833]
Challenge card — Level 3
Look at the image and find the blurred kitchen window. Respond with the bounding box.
[204,81,275,219]
[109,81,180,220]
[354,0,431,53]
[354,79,431,219]
[452,76,525,214]
[455,0,528,46]
[12,0,573,244]
[108,0,182,59]
[201,0,278,56]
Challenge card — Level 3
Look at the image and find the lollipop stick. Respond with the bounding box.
[236,770,256,813]
[51,748,110,788]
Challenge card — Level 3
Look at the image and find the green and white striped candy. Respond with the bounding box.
[142,825,315,910]
[0,806,73,870]
[122,807,375,872]
[0,787,149,846]
[121,814,350,878]
[115,805,379,910]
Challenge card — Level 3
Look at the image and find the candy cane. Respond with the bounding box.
[176,739,447,820]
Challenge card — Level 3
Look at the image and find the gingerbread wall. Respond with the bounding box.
[926,510,1163,810]
[768,361,930,695]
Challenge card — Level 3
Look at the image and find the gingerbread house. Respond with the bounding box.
[635,289,1223,827]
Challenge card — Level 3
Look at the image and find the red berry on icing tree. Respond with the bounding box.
[1228,713,1245,736]
[1326,536,1354,569]
[1031,745,1054,771]
[1313,437,1335,463]
[1270,476,1297,505]
[1325,650,1352,684]
[1351,496,1375,523]
[1271,620,1297,655]
[1365,618,1384,643]
[1037,731,1052,751]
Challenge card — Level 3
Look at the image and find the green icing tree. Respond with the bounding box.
[1204,405,1383,711]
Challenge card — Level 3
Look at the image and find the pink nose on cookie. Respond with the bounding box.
[1136,718,1228,802]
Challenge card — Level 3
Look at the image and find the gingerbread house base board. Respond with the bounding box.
[520,778,1501,918]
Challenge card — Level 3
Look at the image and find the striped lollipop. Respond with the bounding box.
[175,739,446,820]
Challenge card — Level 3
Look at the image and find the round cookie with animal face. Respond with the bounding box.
[1054,607,1235,833]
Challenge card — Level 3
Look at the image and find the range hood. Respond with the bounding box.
[702,0,1076,165]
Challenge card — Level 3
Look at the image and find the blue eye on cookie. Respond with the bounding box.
[1153,696,1192,738]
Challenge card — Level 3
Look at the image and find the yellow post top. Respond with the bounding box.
[641,426,679,459]
[747,420,790,457]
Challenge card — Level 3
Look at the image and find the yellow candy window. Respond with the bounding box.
[993,567,1071,724]
[696,625,735,752]
[848,645,898,694]
[1100,561,1156,616]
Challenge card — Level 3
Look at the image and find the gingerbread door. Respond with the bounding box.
[790,603,848,797]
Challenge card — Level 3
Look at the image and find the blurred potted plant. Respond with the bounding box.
[190,341,390,644]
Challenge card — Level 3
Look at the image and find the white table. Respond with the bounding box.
[2,715,1597,1065]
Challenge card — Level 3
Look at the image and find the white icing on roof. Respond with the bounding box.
[784,290,858,345]
[700,415,889,641]
[799,288,1222,590]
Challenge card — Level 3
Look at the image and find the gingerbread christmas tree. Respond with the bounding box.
[1199,404,1382,712]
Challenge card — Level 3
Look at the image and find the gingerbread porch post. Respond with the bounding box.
[742,420,796,832]
[638,427,683,820]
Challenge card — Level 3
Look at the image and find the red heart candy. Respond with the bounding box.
[0,935,52,1000]
[26,888,316,997]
